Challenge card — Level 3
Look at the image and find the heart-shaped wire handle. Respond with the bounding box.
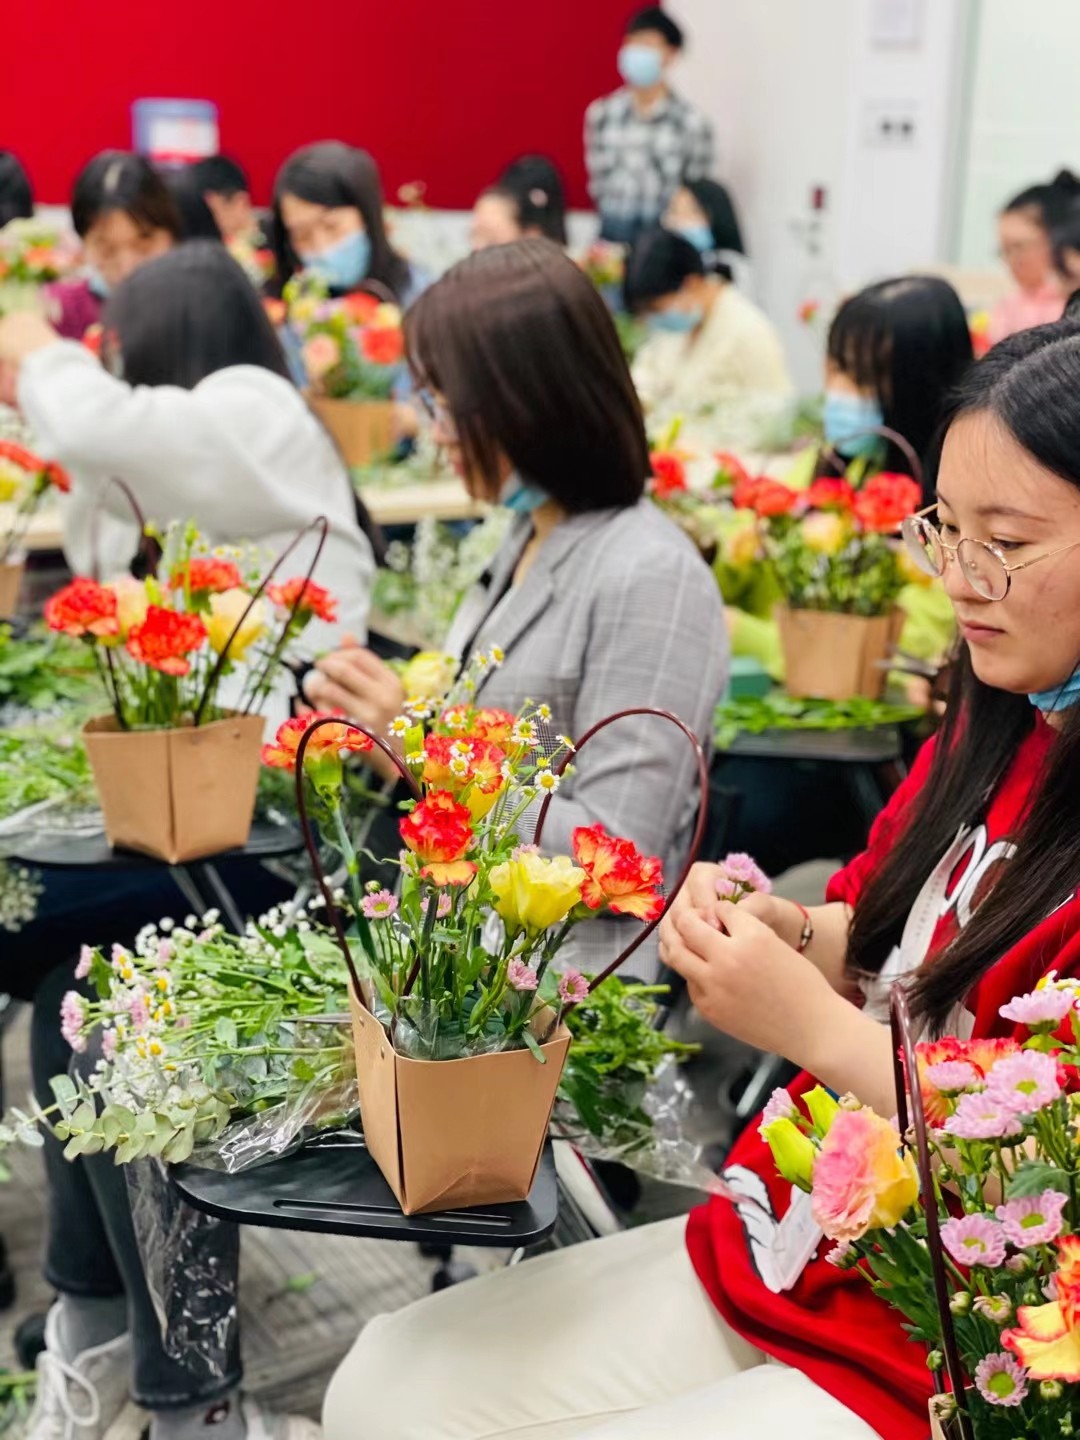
[817,425,925,494]
[293,714,421,1006]
[88,475,156,581]
[532,706,710,1008]
[891,985,973,1439]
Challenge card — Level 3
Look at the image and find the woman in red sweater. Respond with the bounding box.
[323,316,1080,1437]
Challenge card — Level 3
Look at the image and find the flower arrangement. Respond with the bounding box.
[284,274,404,402]
[761,978,1080,1437]
[734,471,922,616]
[580,240,626,291]
[0,440,71,564]
[226,233,275,290]
[43,522,334,731]
[0,218,81,285]
[267,649,668,1062]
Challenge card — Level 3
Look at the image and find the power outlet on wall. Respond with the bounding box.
[861,99,919,147]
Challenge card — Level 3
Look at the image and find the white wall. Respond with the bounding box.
[955,0,1080,265]
[672,0,971,389]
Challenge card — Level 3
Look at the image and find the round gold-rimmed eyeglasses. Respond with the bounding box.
[900,505,1080,601]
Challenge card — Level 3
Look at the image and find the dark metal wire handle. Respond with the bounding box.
[818,424,925,493]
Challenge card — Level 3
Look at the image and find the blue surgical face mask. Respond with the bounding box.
[823,391,885,459]
[299,230,370,292]
[500,473,548,514]
[1030,667,1080,713]
[647,307,703,335]
[673,223,715,254]
[86,267,110,300]
[618,42,665,89]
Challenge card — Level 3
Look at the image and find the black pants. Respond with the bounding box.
[16,860,288,1409]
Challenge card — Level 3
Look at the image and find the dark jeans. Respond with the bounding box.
[21,860,289,1409]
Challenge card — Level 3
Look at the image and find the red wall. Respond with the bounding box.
[4,0,637,208]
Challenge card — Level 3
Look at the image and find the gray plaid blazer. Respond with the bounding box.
[445,500,729,977]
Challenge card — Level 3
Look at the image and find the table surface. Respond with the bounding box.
[724,724,903,765]
[5,815,303,870]
[173,1133,559,1248]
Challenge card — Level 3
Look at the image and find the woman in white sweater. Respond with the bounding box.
[0,240,376,662]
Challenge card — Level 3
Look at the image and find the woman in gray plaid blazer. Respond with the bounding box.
[307,239,728,973]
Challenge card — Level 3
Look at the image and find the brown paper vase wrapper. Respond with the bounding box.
[82,712,264,864]
[308,398,394,468]
[776,605,905,701]
[350,988,571,1215]
[0,560,25,617]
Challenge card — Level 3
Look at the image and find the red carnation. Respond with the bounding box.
[571,823,665,922]
[0,440,71,494]
[714,451,751,490]
[733,476,800,518]
[649,452,688,501]
[807,477,856,513]
[126,606,207,676]
[360,325,405,366]
[853,473,922,533]
[44,577,119,639]
[340,292,381,324]
[171,557,243,594]
[261,711,373,773]
[400,790,477,887]
[267,577,338,623]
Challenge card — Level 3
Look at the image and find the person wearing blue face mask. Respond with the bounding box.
[663,178,752,293]
[584,7,714,245]
[625,227,791,421]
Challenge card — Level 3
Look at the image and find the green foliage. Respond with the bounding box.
[713,694,924,749]
[0,623,103,711]
[767,520,906,615]
[0,726,95,819]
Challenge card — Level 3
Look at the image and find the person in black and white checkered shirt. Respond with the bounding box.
[584,6,714,245]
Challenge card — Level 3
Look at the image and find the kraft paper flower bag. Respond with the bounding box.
[276,656,710,1214]
[734,427,924,700]
[761,982,1080,1438]
[46,515,339,863]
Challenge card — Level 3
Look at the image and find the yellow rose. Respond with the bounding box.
[726,524,761,569]
[490,852,585,936]
[106,574,151,638]
[896,546,935,588]
[0,459,25,504]
[401,651,456,701]
[373,302,402,329]
[802,511,851,556]
[205,588,268,662]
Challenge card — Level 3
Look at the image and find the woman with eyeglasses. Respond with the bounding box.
[324,318,1080,1439]
[987,171,1079,346]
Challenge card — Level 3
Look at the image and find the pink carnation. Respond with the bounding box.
[945,1091,1023,1141]
[757,1087,795,1138]
[557,969,589,1005]
[940,1213,1008,1268]
[984,1050,1063,1114]
[507,959,539,992]
[75,945,94,980]
[999,988,1076,1029]
[973,1352,1028,1408]
[60,990,86,1052]
[996,1190,1068,1249]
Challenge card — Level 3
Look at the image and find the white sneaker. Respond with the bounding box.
[240,1397,321,1440]
[25,1307,132,1440]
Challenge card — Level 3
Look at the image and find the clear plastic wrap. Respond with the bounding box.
[189,1064,359,1174]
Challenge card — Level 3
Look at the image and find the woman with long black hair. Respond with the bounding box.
[323,317,1080,1438]
[270,141,426,306]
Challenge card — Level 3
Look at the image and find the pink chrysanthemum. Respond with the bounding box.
[984,1050,1063,1114]
[60,990,86,1053]
[974,1352,1028,1408]
[420,893,453,920]
[999,988,1076,1029]
[361,889,399,921]
[557,969,589,1005]
[825,1241,854,1268]
[127,990,150,1032]
[757,1087,796,1138]
[996,1190,1069,1249]
[941,1214,1008,1268]
[75,945,93,981]
[101,1027,118,1061]
[924,1060,981,1093]
[507,959,539,993]
[973,1295,1013,1324]
[716,852,772,895]
[945,1091,1024,1141]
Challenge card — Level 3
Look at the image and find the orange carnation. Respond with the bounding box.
[715,451,751,489]
[44,577,119,639]
[732,476,800,518]
[571,823,665,922]
[261,712,373,773]
[340,292,381,324]
[915,1035,1020,1127]
[400,790,476,887]
[807,477,856,513]
[467,708,518,747]
[125,606,207,676]
[649,452,688,501]
[0,439,71,494]
[267,577,338,623]
[1004,1237,1080,1380]
[852,473,921,533]
[360,325,405,366]
[171,557,243,594]
[421,734,507,820]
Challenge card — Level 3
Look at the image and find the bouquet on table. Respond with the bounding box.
[0,441,71,614]
[283,273,404,466]
[734,470,922,699]
[42,519,338,862]
[762,980,1080,1438]
[0,218,81,286]
[226,232,275,290]
[267,649,699,1212]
